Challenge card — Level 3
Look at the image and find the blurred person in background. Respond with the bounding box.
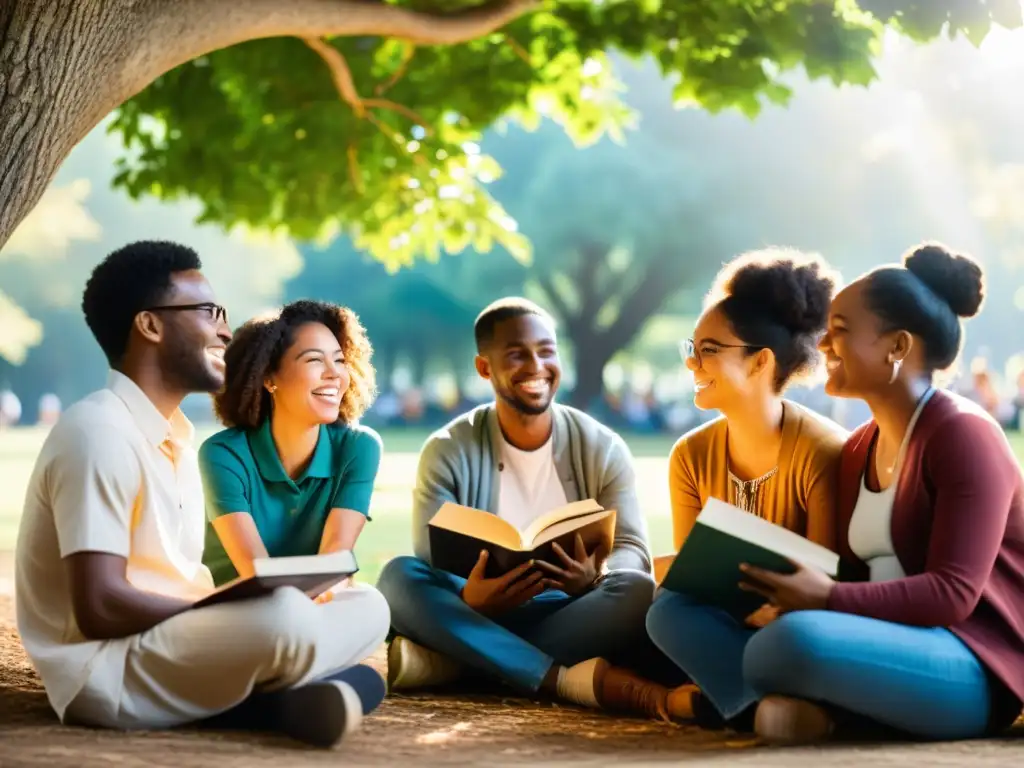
[0,388,22,428]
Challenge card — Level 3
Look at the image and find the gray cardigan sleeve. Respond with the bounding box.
[596,435,652,574]
[411,435,459,565]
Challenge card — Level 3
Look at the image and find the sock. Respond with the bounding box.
[555,659,602,708]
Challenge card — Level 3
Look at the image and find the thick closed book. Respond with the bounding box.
[661,497,839,621]
[192,550,358,609]
[428,499,616,579]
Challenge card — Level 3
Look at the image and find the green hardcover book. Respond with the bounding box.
[660,497,839,622]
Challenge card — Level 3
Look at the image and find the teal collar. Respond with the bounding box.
[251,418,334,485]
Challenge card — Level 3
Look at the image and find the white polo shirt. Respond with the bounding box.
[14,370,214,722]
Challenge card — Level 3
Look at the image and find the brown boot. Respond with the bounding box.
[594,659,672,721]
[666,683,700,721]
[754,695,834,745]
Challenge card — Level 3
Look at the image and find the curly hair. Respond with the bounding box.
[213,300,377,429]
[82,241,202,366]
[706,247,839,392]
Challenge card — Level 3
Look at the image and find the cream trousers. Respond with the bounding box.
[65,585,390,729]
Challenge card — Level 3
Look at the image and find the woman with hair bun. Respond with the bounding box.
[199,299,381,595]
[646,247,848,727]
[736,243,1024,744]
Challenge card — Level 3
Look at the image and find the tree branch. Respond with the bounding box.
[347,143,365,193]
[302,36,367,117]
[534,273,574,323]
[575,241,606,322]
[376,41,417,95]
[603,255,683,352]
[302,35,433,166]
[145,0,539,89]
[503,34,531,64]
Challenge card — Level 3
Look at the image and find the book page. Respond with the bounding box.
[698,497,839,575]
[520,499,605,547]
[253,549,358,578]
[530,509,616,551]
[430,502,525,550]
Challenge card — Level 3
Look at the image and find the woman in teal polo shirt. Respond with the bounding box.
[199,299,381,591]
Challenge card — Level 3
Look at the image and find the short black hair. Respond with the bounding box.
[474,297,554,353]
[708,247,838,392]
[214,300,376,429]
[82,241,202,366]
[862,242,985,372]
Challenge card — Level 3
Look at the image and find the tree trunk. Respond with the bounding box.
[538,250,685,410]
[409,344,429,388]
[567,326,612,410]
[0,0,138,250]
[0,0,535,251]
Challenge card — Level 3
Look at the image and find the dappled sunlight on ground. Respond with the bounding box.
[1,591,1024,766]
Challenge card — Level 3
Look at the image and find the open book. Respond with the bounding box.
[661,497,839,620]
[428,499,616,578]
[193,550,358,609]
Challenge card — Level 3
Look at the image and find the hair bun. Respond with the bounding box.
[904,243,984,318]
[724,248,837,336]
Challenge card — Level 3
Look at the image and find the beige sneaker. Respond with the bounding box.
[754,695,835,745]
[387,636,464,692]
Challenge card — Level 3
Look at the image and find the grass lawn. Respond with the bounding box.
[1,426,1022,585]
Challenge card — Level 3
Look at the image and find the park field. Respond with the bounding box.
[0,426,681,583]
[1,426,1022,584]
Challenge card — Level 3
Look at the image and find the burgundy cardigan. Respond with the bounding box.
[830,389,1024,711]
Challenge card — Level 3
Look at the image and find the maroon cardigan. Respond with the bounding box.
[829,389,1024,709]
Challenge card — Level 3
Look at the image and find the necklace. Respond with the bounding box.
[728,467,778,515]
[881,387,935,476]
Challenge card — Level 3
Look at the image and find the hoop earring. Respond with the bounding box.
[889,358,903,384]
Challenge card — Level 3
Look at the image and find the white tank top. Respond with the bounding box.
[848,388,934,582]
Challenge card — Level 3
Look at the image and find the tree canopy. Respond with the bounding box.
[103,0,1021,269]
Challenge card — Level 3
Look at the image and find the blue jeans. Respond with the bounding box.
[377,556,655,692]
[646,590,998,739]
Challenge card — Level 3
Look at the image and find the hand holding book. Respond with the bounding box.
[534,534,605,596]
[738,558,836,612]
[428,500,616,579]
[660,497,839,621]
[461,551,549,616]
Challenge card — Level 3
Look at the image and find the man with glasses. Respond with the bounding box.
[15,241,388,748]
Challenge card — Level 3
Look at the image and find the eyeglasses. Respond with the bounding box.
[680,338,764,368]
[143,302,228,325]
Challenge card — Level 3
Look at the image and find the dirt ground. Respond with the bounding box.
[2,578,1024,766]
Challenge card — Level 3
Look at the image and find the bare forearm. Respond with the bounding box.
[319,508,367,554]
[79,586,192,640]
[211,512,269,579]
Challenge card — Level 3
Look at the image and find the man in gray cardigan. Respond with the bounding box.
[377,298,686,719]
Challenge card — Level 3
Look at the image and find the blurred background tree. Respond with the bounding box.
[2,1,1024,427]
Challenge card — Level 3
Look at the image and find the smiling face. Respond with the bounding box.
[684,306,772,412]
[154,270,232,393]
[266,322,350,425]
[818,280,907,399]
[476,313,561,416]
